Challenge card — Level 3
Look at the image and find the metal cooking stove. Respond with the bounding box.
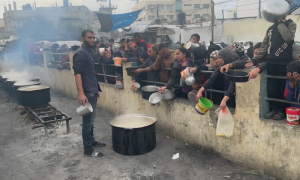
[26,104,71,136]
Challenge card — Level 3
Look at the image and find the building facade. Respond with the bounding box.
[2,3,105,40]
[132,0,212,24]
[237,0,300,18]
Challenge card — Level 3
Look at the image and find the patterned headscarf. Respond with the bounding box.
[228,42,245,53]
[210,50,219,59]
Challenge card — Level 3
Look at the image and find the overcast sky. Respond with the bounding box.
[0,0,236,19]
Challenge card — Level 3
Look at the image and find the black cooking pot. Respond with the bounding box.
[141,85,160,100]
[3,79,10,93]
[18,85,49,106]
[6,79,17,95]
[126,67,139,76]
[13,81,42,101]
[110,114,157,155]
[225,70,249,83]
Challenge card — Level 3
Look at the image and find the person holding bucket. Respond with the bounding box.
[196,49,242,109]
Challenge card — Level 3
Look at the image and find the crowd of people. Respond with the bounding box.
[73,13,298,156]
[90,16,299,122]
[91,32,254,110]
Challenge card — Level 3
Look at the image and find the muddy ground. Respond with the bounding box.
[0,89,274,180]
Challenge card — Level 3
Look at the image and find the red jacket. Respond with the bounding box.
[135,39,151,51]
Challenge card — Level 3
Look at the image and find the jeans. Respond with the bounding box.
[82,92,98,151]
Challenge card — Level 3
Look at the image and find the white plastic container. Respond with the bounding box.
[76,102,93,116]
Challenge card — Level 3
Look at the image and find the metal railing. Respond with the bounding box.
[138,67,233,106]
[264,75,298,105]
[94,63,119,85]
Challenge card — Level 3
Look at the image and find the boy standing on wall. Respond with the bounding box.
[247,17,296,120]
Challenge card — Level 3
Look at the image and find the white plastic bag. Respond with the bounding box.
[215,107,234,137]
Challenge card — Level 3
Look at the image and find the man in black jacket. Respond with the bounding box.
[73,30,106,157]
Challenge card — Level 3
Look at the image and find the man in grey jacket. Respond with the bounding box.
[122,39,144,63]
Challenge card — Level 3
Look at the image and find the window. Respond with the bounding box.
[147,5,154,10]
[184,4,191,6]
[158,15,164,19]
[158,5,164,10]
[148,15,155,20]
[167,5,173,10]
[194,4,200,9]
[203,4,210,9]
[170,15,174,20]
[186,14,191,16]
[194,14,200,18]
[176,0,182,2]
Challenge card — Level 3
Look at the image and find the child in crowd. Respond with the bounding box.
[245,17,296,120]
[114,50,123,85]
[284,61,300,108]
[133,46,160,82]
[98,49,115,84]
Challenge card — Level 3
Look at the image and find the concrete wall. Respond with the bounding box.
[1,51,300,180]
[222,15,300,42]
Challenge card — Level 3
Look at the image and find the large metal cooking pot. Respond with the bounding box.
[6,78,18,95]
[162,89,175,100]
[13,81,42,102]
[141,85,160,100]
[18,85,50,106]
[261,0,290,23]
[110,114,157,155]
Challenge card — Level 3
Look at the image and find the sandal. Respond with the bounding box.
[84,149,103,157]
[273,112,285,120]
[264,111,277,119]
[92,141,107,147]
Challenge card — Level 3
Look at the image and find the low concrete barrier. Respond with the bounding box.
[1,51,299,180]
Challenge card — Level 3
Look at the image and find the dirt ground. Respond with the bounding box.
[0,89,275,180]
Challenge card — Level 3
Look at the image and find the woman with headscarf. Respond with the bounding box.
[196,48,243,109]
[98,49,115,84]
[228,42,248,59]
[158,47,202,99]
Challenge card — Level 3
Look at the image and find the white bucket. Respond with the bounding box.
[76,102,93,116]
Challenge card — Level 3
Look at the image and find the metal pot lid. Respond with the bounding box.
[262,0,290,23]
[14,81,40,87]
[163,88,175,94]
[141,85,160,92]
[110,114,157,129]
[6,78,18,82]
[18,85,50,91]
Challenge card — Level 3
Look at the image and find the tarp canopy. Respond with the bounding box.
[95,10,142,32]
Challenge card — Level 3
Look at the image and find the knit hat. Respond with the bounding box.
[139,51,149,60]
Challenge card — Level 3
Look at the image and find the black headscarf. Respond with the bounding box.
[192,47,207,60]
[218,48,240,65]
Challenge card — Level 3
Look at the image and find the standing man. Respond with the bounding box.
[73,30,106,157]
[133,32,151,51]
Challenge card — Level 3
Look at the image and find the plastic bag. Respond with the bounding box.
[180,67,191,80]
[185,74,195,86]
[215,107,234,137]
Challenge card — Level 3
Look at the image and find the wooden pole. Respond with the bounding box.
[211,0,215,41]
